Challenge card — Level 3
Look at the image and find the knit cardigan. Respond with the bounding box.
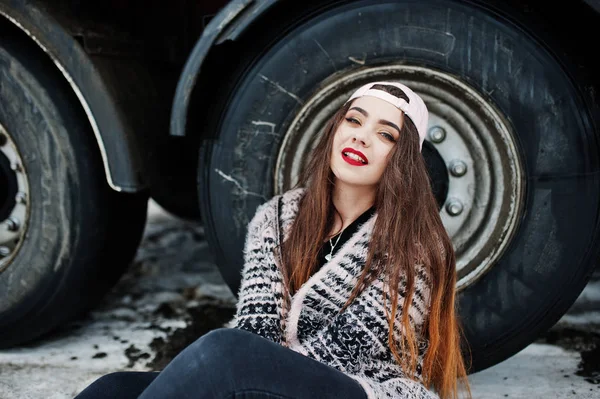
[227,188,439,399]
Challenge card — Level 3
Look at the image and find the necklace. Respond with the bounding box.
[325,231,343,261]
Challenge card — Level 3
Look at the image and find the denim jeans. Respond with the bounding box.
[74,327,368,399]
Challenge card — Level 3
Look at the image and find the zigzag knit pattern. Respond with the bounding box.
[227,188,440,399]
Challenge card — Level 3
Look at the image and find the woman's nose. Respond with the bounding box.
[352,132,368,146]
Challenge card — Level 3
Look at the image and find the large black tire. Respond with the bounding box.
[0,29,148,348]
[197,0,600,373]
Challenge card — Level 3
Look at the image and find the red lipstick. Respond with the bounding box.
[341,147,368,166]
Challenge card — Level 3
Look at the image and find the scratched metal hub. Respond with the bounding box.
[275,65,525,290]
[0,123,29,273]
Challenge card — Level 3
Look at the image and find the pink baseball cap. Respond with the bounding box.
[346,81,429,150]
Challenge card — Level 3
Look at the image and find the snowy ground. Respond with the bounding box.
[0,201,598,399]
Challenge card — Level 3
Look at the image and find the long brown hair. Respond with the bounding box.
[279,85,471,399]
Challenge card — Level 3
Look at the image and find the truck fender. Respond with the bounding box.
[169,0,279,138]
[0,0,146,192]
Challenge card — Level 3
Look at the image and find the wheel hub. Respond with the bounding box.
[275,65,525,290]
[0,151,17,221]
[422,141,449,210]
[0,124,29,272]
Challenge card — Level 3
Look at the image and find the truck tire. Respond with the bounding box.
[197,0,600,372]
[0,33,148,348]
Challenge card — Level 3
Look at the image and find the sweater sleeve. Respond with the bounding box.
[225,199,284,344]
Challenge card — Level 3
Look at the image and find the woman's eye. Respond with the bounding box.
[345,117,360,125]
[380,132,396,142]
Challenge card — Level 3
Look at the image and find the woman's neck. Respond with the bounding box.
[331,182,376,227]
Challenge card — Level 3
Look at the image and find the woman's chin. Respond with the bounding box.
[333,175,376,188]
[331,164,377,187]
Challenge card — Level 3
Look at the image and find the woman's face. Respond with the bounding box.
[330,96,403,189]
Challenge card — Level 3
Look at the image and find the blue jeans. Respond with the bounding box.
[74,328,368,399]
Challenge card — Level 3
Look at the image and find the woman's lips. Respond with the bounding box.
[341,148,368,166]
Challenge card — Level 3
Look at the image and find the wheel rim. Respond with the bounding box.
[274,65,526,290]
[0,123,29,273]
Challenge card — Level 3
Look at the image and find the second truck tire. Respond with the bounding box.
[0,28,148,348]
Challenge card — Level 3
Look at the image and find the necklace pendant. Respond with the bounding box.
[325,253,332,261]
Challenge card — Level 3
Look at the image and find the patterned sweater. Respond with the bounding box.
[227,188,439,399]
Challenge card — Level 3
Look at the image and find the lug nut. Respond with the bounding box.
[15,192,27,204]
[450,160,468,177]
[429,126,446,143]
[0,246,10,257]
[446,200,464,216]
[5,217,19,232]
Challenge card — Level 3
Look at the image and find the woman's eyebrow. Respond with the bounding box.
[380,120,401,134]
[349,106,401,133]
[349,106,369,116]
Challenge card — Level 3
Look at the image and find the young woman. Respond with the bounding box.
[74,81,471,399]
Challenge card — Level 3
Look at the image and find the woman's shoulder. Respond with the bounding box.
[258,187,306,213]
[249,187,307,228]
[279,186,306,205]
